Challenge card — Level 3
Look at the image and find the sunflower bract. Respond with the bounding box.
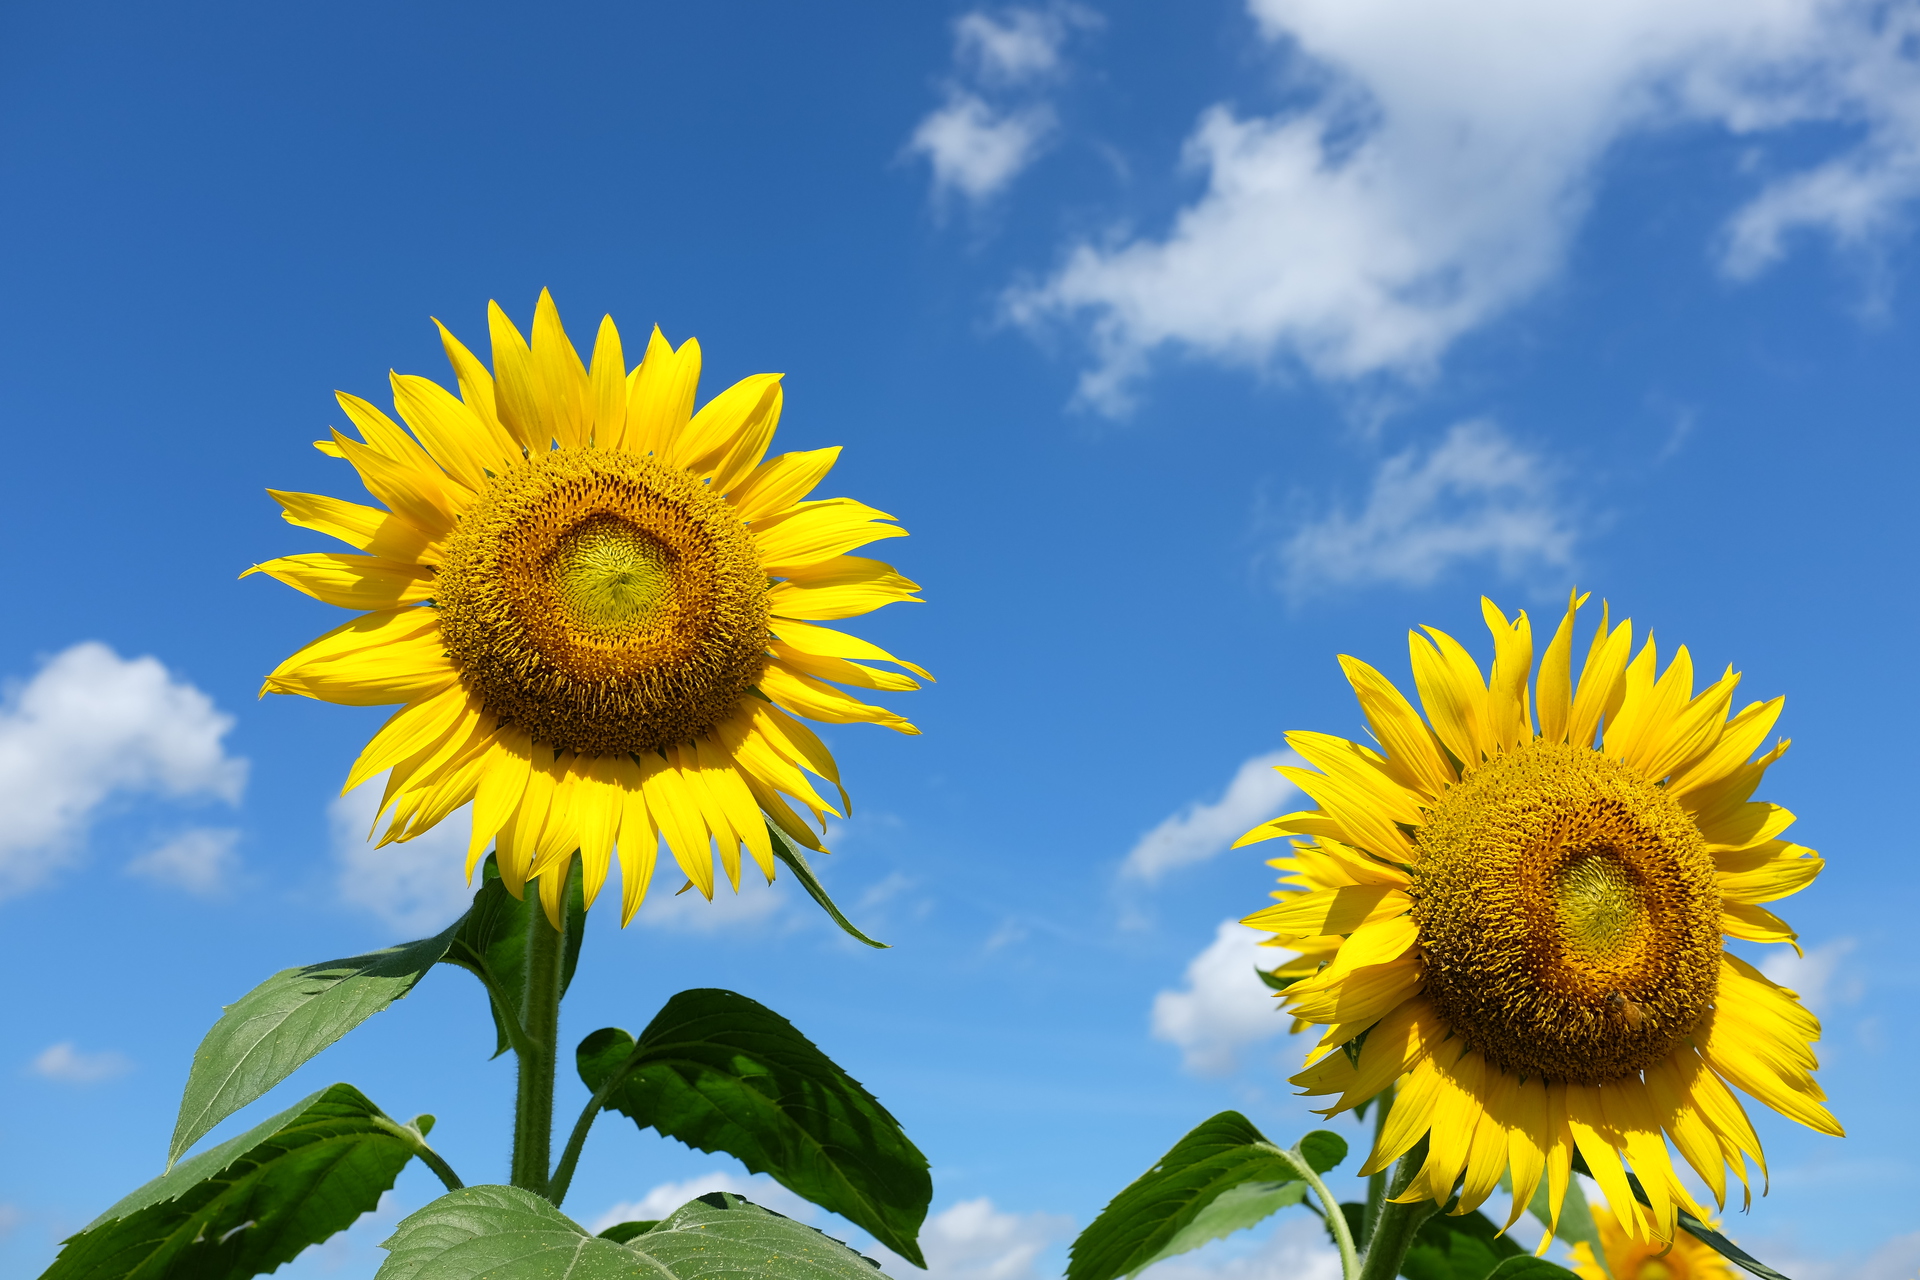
[1238,593,1836,1248]
[251,292,927,928]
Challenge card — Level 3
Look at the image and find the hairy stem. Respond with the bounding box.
[547,1050,637,1207]
[1361,1090,1391,1246]
[510,903,566,1198]
[1356,1137,1435,1280]
[1268,1142,1359,1280]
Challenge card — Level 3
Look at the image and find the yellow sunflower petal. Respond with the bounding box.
[391,371,520,486]
[770,619,932,681]
[759,664,919,734]
[263,608,454,706]
[755,498,908,571]
[243,553,434,611]
[1721,900,1801,947]
[268,489,440,563]
[1337,655,1456,800]
[1566,607,1633,750]
[770,645,921,693]
[704,384,784,495]
[1362,1051,1446,1176]
[468,727,536,877]
[1717,850,1822,903]
[624,327,701,458]
[330,429,460,535]
[587,315,628,450]
[768,555,922,620]
[1274,765,1413,862]
[1535,590,1587,744]
[531,289,593,449]
[1242,884,1411,939]
[613,756,660,925]
[729,446,842,522]
[671,372,782,475]
[434,318,503,436]
[1409,628,1484,770]
[1502,1075,1551,1231]
[487,300,546,451]
[641,760,715,899]
[1481,597,1534,753]
[1668,697,1784,799]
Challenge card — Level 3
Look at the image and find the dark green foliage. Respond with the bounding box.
[443,855,586,1058]
[47,1084,421,1280]
[375,1186,890,1280]
[578,988,931,1265]
[765,822,888,948]
[168,924,462,1166]
[1400,1209,1525,1280]
[1066,1113,1348,1280]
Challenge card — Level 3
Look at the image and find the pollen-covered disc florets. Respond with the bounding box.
[1412,738,1722,1085]
[437,447,770,755]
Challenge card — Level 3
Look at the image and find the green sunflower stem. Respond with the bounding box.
[1356,1136,1434,1280]
[510,900,567,1199]
[1361,1089,1391,1245]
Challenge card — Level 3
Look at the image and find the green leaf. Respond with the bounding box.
[169,921,463,1166]
[443,854,586,1059]
[765,822,888,948]
[1141,1181,1307,1271]
[596,1221,658,1243]
[1483,1261,1582,1280]
[578,988,931,1266]
[1065,1113,1338,1280]
[1400,1209,1524,1280]
[1516,1164,1603,1269]
[47,1083,423,1280]
[375,1186,891,1280]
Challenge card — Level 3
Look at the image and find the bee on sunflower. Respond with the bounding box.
[1241,594,1836,1249]
[250,291,927,927]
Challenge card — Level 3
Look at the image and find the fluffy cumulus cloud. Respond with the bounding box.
[1151,919,1290,1076]
[1010,0,1920,410]
[1275,420,1578,594]
[909,4,1101,205]
[126,826,242,896]
[30,1041,133,1084]
[0,642,246,899]
[870,1199,1076,1280]
[1121,752,1297,883]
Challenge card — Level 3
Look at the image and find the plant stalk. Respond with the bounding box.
[510,901,566,1198]
[1356,1136,1435,1280]
[1361,1089,1391,1245]
[1270,1142,1359,1280]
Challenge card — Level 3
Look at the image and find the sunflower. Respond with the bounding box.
[1240,594,1837,1247]
[251,291,926,927]
[1568,1205,1736,1280]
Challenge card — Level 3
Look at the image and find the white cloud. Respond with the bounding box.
[1010,0,1920,411]
[1275,420,1576,594]
[590,1171,815,1234]
[1122,752,1298,883]
[330,782,474,937]
[30,1041,133,1084]
[955,6,1098,85]
[1136,1214,1342,1280]
[127,826,241,896]
[911,95,1057,204]
[910,5,1101,205]
[1749,1229,1920,1280]
[869,1199,1076,1280]
[0,642,246,899]
[1151,919,1291,1076]
[1760,936,1864,1014]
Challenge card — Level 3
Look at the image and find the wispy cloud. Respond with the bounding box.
[909,4,1101,206]
[1150,919,1291,1076]
[1761,937,1865,1014]
[127,826,242,896]
[0,642,246,900]
[1135,1215,1342,1280]
[1274,420,1577,596]
[30,1041,133,1084]
[1009,0,1920,411]
[1121,752,1297,884]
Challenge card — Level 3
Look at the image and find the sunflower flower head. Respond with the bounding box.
[251,292,927,927]
[1240,594,1837,1247]
[1568,1205,1737,1280]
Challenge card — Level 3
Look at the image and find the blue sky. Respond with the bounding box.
[2,1,1917,1277]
